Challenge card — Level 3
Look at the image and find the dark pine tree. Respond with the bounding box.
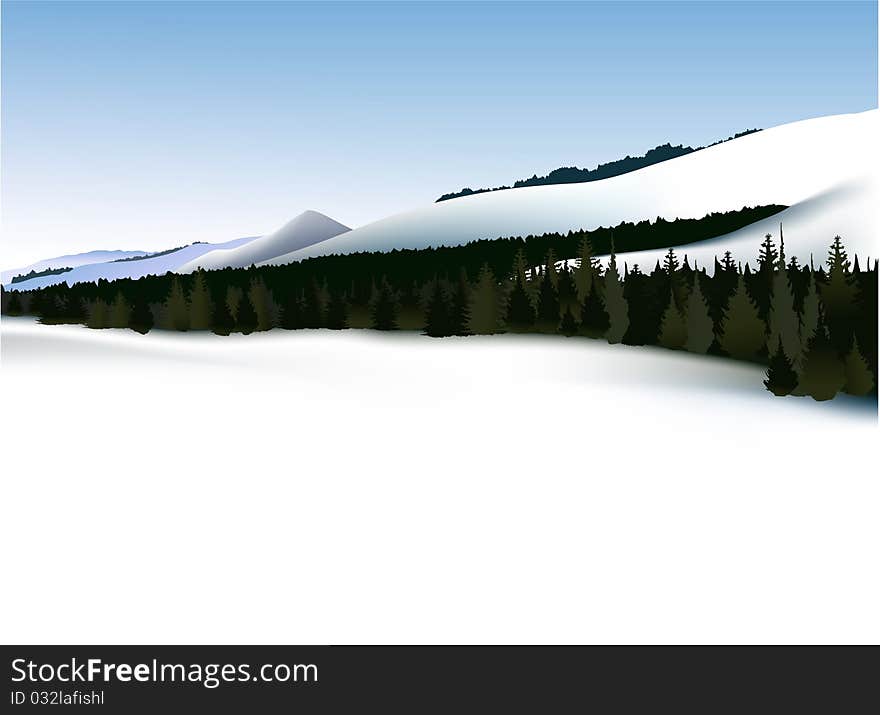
[325,291,349,330]
[279,292,304,330]
[579,282,609,338]
[559,305,577,336]
[536,270,560,331]
[6,291,23,316]
[424,279,452,337]
[764,338,798,396]
[236,294,259,335]
[505,276,535,331]
[128,295,154,334]
[449,271,471,335]
[371,278,398,330]
[211,294,235,335]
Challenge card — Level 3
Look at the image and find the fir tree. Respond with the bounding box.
[819,235,858,355]
[109,291,131,328]
[579,282,609,338]
[719,275,764,361]
[236,294,258,335]
[559,305,577,336]
[6,291,23,316]
[279,292,303,330]
[684,273,713,354]
[603,244,628,344]
[663,247,680,275]
[658,290,686,349]
[798,316,845,401]
[468,263,500,334]
[843,338,874,396]
[535,269,560,331]
[128,295,154,334]
[249,277,278,331]
[188,270,213,330]
[325,291,349,330]
[798,271,820,368]
[164,278,190,331]
[450,270,471,335]
[764,338,798,396]
[757,233,778,273]
[370,277,398,330]
[87,300,109,329]
[424,279,452,337]
[767,259,800,362]
[505,276,535,331]
[572,235,597,303]
[65,293,87,322]
[211,295,234,335]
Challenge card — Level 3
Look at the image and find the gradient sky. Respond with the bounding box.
[2,0,877,266]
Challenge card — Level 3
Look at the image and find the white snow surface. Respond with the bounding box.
[176,210,350,273]
[1,250,149,285]
[2,317,877,644]
[4,236,258,291]
[261,110,878,269]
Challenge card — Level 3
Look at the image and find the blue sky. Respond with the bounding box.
[2,0,877,265]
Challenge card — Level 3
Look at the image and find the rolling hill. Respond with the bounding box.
[176,210,349,273]
[260,110,877,269]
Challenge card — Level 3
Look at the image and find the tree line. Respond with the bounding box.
[2,218,874,402]
[436,129,761,202]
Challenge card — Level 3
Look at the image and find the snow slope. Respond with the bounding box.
[5,236,258,291]
[261,110,877,268]
[2,250,149,285]
[176,210,349,273]
[3,318,877,643]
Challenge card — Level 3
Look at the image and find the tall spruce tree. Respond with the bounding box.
[658,289,686,349]
[536,269,560,331]
[424,279,452,337]
[505,275,535,332]
[767,256,800,362]
[87,300,109,329]
[764,338,798,396]
[164,278,190,331]
[843,338,874,396]
[370,277,398,330]
[603,244,628,344]
[798,314,845,401]
[211,295,235,335]
[719,275,764,361]
[128,295,154,334]
[450,270,471,335]
[279,292,303,330]
[189,270,213,330]
[109,291,131,328]
[325,291,349,330]
[684,273,714,354]
[579,282,609,338]
[572,236,597,303]
[236,293,258,335]
[468,263,500,334]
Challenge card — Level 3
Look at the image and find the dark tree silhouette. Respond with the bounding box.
[236,294,259,335]
[764,338,798,396]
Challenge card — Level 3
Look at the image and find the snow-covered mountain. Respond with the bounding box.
[176,210,349,273]
[2,249,149,285]
[260,110,877,268]
[4,236,258,291]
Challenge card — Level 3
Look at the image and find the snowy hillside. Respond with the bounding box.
[261,110,877,268]
[176,210,349,273]
[2,249,149,285]
[5,236,257,291]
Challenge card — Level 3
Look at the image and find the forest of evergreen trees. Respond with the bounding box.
[436,129,761,202]
[2,208,875,402]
